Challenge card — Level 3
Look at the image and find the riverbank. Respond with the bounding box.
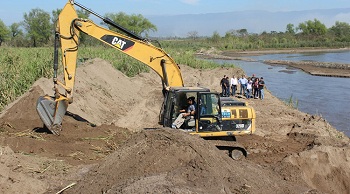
[264,60,350,77]
[198,47,350,78]
[223,47,350,56]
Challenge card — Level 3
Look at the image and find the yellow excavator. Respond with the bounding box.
[36,0,255,158]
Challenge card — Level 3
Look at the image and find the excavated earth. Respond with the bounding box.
[0,58,349,194]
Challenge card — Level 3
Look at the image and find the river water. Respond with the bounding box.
[210,50,350,137]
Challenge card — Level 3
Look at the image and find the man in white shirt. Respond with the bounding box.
[230,75,238,96]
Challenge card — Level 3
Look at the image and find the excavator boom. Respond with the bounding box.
[37,1,183,134]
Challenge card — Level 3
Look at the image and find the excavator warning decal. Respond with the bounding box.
[100,35,135,51]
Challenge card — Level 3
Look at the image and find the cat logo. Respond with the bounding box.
[112,37,126,49]
[100,35,135,51]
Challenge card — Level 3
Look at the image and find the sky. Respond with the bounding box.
[1,0,349,26]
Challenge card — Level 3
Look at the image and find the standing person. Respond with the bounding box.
[238,75,248,96]
[251,74,256,96]
[253,78,259,99]
[258,77,265,100]
[224,76,230,97]
[230,75,238,96]
[172,96,196,129]
[220,75,226,97]
[246,78,253,99]
[199,98,206,115]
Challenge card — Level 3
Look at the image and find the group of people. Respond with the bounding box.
[220,74,265,100]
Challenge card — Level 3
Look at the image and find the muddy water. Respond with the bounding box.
[211,51,350,137]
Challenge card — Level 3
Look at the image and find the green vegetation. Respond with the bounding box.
[23,9,52,47]
[104,12,157,37]
[285,94,299,109]
[164,19,350,51]
[0,45,223,111]
[175,21,350,51]
[0,47,53,110]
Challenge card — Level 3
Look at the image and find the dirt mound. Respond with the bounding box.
[0,146,47,193]
[0,83,131,166]
[68,129,309,194]
[0,58,349,194]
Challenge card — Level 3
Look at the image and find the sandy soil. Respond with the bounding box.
[0,57,349,194]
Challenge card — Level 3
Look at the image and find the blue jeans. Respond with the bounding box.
[259,89,264,100]
[231,85,237,96]
[254,88,259,98]
[246,89,252,99]
[240,84,247,95]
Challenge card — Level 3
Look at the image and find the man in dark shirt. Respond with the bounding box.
[258,77,265,100]
[224,76,230,97]
[220,75,226,97]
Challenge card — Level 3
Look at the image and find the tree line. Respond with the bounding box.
[0,7,156,47]
[191,19,350,50]
[0,7,350,49]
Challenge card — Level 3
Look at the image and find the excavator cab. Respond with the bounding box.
[159,87,223,132]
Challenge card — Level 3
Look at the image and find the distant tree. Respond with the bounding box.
[227,29,248,37]
[329,21,350,41]
[210,31,221,43]
[248,33,259,43]
[286,23,295,34]
[9,23,26,47]
[260,31,268,36]
[103,12,157,37]
[0,19,10,46]
[9,22,23,38]
[298,19,327,36]
[187,31,199,40]
[77,8,90,19]
[237,29,248,37]
[23,8,52,47]
[51,9,62,25]
[223,30,238,49]
[224,31,234,39]
[225,29,235,37]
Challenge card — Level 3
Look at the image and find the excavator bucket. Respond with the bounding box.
[36,95,68,135]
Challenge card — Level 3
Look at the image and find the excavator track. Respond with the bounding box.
[203,136,248,160]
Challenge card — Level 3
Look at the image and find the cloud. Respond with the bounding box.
[180,0,199,5]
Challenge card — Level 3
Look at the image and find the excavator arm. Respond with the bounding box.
[36,0,184,134]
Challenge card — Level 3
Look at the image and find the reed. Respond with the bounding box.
[0,47,53,110]
[285,94,299,109]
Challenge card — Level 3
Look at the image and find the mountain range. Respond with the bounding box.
[145,8,350,37]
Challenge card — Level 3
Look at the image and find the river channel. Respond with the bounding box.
[210,50,350,137]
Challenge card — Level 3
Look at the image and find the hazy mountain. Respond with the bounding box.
[145,8,350,37]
